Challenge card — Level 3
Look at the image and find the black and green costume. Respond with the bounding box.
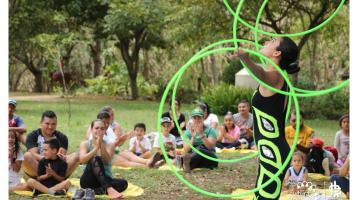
[251,83,290,200]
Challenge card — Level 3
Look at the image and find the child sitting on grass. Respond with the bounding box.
[216,112,242,149]
[9,130,30,192]
[334,114,349,166]
[27,139,71,196]
[283,151,308,192]
[129,123,152,159]
[152,117,177,167]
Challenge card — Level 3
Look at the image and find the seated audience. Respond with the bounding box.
[76,119,128,199]
[183,108,218,174]
[27,139,71,196]
[9,130,30,192]
[8,99,27,144]
[128,123,152,159]
[216,112,242,149]
[23,110,79,178]
[334,114,349,166]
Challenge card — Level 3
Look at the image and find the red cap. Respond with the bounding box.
[311,138,324,148]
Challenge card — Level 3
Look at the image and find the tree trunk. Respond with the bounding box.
[12,68,27,91]
[129,73,138,100]
[142,50,150,81]
[91,40,102,77]
[33,70,44,92]
[209,54,218,85]
[198,49,205,92]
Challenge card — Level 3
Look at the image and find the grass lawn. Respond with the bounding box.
[9,95,342,199]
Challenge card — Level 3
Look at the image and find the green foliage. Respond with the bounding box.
[84,62,129,95]
[298,88,349,120]
[220,58,243,85]
[137,75,159,98]
[105,0,168,49]
[201,84,254,115]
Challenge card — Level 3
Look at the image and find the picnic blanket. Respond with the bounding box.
[231,187,348,200]
[13,178,144,199]
[216,148,258,154]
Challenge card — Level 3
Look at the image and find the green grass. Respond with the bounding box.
[9,95,341,199]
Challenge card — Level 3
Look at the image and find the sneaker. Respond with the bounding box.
[71,188,85,199]
[82,188,95,200]
[183,153,191,173]
[54,189,66,196]
[149,152,162,168]
[154,159,166,168]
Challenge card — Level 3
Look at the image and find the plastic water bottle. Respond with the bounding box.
[175,149,183,169]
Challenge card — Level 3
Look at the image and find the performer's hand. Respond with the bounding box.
[227,49,248,60]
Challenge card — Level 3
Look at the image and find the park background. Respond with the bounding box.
[8,0,350,199]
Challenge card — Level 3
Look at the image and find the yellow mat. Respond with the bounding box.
[232,188,348,200]
[158,164,181,171]
[112,166,133,170]
[14,178,143,199]
[13,190,69,198]
[69,178,144,198]
[216,148,257,154]
[307,173,330,182]
[231,188,254,199]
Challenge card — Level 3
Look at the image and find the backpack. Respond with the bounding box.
[305,146,325,174]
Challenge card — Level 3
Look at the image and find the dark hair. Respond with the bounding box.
[41,110,57,121]
[339,114,349,127]
[44,138,60,151]
[91,119,104,129]
[134,123,146,132]
[100,106,113,113]
[238,100,250,107]
[169,98,181,108]
[97,111,110,120]
[9,130,20,164]
[306,146,325,174]
[224,112,234,131]
[276,37,300,74]
[199,102,211,114]
[291,109,305,119]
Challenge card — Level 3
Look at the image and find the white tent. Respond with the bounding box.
[235,68,258,89]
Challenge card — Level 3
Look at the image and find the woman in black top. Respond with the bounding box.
[231,37,299,199]
[162,98,186,145]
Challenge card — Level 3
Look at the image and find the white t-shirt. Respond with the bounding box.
[287,166,307,186]
[204,113,219,128]
[129,136,152,154]
[89,127,117,144]
[153,132,176,151]
[334,130,349,160]
[9,150,24,187]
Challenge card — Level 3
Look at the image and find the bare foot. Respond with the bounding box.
[107,187,123,199]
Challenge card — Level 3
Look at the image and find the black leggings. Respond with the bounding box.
[190,147,218,170]
[80,156,128,194]
[216,141,241,149]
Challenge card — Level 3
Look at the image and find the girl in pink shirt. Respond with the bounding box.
[216,112,242,149]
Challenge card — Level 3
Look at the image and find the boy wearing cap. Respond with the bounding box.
[9,99,27,143]
[183,108,218,174]
[152,117,177,166]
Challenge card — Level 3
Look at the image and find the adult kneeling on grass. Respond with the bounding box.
[23,110,79,178]
[183,108,218,174]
